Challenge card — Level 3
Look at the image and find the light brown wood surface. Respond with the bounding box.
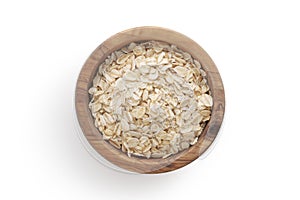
[75,27,225,174]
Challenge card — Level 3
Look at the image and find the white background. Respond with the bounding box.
[0,0,299,199]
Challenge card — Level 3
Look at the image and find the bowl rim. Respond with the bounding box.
[75,26,225,174]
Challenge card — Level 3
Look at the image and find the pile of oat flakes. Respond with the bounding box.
[88,41,213,158]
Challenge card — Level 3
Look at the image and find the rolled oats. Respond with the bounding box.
[88,41,213,158]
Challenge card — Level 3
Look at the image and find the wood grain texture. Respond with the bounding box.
[75,26,225,174]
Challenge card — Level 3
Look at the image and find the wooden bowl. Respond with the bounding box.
[75,26,225,174]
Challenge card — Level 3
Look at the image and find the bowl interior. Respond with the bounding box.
[75,27,225,174]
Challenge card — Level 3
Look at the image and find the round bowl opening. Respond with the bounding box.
[75,27,225,174]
